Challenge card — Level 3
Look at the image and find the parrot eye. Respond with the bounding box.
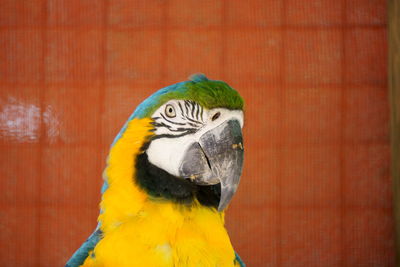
[165,104,176,118]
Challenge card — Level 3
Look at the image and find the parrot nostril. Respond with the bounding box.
[211,112,221,121]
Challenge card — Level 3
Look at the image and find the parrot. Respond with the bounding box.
[65,74,245,267]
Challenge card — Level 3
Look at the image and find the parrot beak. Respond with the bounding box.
[179,120,244,211]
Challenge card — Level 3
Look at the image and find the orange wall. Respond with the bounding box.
[0,0,393,266]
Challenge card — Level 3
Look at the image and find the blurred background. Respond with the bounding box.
[0,0,393,266]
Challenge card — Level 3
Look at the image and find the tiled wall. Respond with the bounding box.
[0,0,393,266]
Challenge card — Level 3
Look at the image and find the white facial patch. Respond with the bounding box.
[146,100,244,177]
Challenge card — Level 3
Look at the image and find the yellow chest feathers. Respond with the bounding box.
[83,202,236,267]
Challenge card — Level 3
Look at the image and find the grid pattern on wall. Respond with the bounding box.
[0,0,393,266]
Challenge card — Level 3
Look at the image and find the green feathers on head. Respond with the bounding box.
[133,74,244,119]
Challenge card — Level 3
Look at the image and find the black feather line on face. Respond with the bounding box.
[190,101,196,118]
[151,121,172,129]
[150,130,196,141]
[160,113,186,125]
[184,116,203,125]
[134,149,221,208]
[196,103,200,120]
[184,101,191,116]
[152,121,196,132]
[187,122,200,128]
[178,102,184,114]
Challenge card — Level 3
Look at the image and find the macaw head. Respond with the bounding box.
[109,74,244,212]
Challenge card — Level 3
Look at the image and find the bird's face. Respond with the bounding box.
[145,99,244,211]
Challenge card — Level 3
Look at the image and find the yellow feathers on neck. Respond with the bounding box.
[99,118,153,232]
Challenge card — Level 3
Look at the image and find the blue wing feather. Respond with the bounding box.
[235,251,246,267]
[65,228,102,267]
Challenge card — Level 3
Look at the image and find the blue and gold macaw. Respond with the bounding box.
[66,74,245,267]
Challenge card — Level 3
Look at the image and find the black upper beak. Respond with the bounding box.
[179,120,244,211]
